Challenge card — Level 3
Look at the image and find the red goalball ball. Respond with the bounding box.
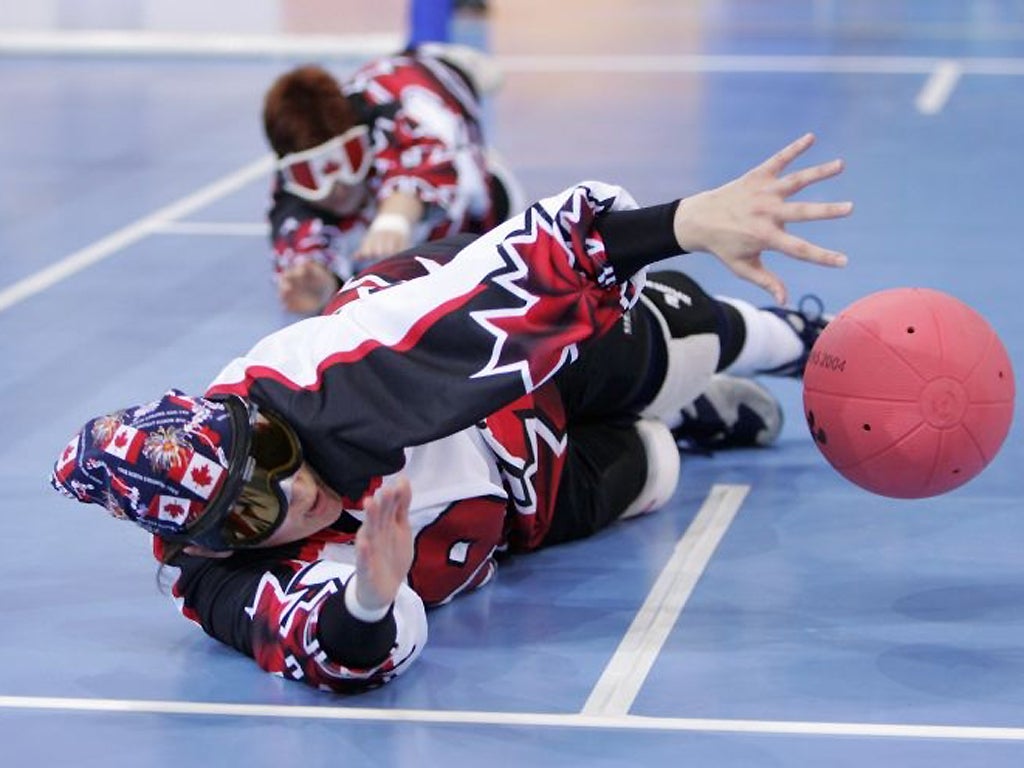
[802,288,1015,498]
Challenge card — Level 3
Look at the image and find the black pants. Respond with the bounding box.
[543,286,662,546]
[543,269,733,546]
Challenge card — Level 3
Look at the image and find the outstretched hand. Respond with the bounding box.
[353,477,414,614]
[276,260,339,315]
[672,133,853,305]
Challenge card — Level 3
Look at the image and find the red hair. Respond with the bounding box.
[262,65,358,157]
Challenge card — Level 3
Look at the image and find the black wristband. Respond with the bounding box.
[595,200,684,280]
[316,585,397,669]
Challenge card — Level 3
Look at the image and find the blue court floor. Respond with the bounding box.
[1,2,1023,766]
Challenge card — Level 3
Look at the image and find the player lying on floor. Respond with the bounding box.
[263,43,521,314]
[51,133,851,693]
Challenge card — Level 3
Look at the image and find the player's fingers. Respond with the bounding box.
[387,477,412,527]
[361,493,382,534]
[355,530,370,559]
[729,257,787,305]
[392,476,411,503]
[771,231,849,268]
[773,158,845,196]
[757,133,815,176]
[777,200,854,223]
[374,487,398,529]
[388,478,412,518]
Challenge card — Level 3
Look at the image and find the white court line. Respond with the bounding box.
[0,155,273,313]
[2,46,1018,309]
[2,32,1024,77]
[152,221,268,237]
[0,486,1018,743]
[0,30,400,58]
[496,53,1024,76]
[583,484,748,717]
[1,694,1023,741]
[498,53,943,74]
[915,60,964,114]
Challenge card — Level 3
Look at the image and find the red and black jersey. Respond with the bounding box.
[218,183,644,502]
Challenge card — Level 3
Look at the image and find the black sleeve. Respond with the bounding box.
[596,200,684,279]
[170,551,282,657]
[267,182,352,278]
[316,587,398,669]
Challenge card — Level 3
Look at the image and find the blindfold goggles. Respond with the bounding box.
[182,397,303,552]
[277,125,372,202]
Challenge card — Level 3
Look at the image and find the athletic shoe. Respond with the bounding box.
[760,294,831,378]
[672,374,783,451]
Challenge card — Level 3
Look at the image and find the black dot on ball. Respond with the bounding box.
[906,326,916,334]
[952,468,961,474]
[862,423,871,431]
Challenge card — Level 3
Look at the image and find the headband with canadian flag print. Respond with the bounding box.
[50,389,244,540]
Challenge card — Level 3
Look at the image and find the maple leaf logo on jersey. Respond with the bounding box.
[247,562,408,691]
[471,192,618,391]
[485,404,566,517]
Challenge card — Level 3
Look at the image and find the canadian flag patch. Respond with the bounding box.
[150,494,196,525]
[167,452,226,500]
[54,436,79,484]
[103,424,145,463]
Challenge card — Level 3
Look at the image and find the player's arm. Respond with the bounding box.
[169,481,425,692]
[210,136,851,496]
[356,190,425,262]
[269,193,350,314]
[315,479,419,671]
[596,132,852,304]
[357,80,479,262]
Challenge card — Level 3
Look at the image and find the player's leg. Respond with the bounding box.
[716,294,830,379]
[636,271,827,446]
[634,271,777,446]
[557,269,776,448]
[541,417,680,547]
